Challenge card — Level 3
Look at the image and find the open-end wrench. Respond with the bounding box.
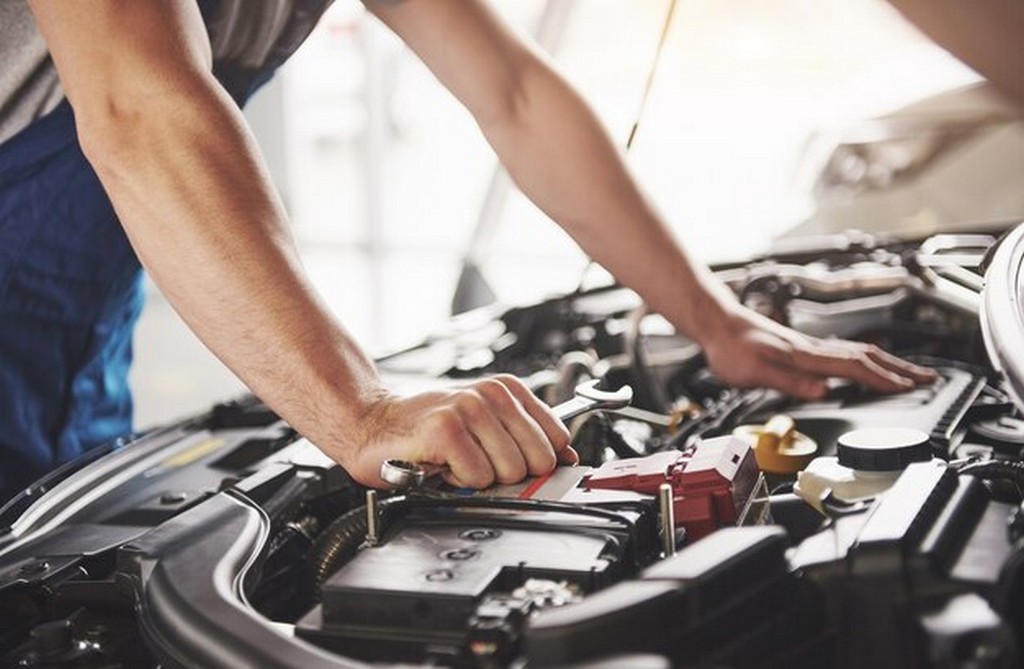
[379,379,633,488]
[550,379,633,422]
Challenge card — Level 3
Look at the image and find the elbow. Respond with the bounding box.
[472,51,541,134]
[75,94,148,178]
[473,51,579,144]
[474,78,529,135]
[74,71,223,179]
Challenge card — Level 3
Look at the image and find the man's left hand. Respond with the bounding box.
[701,306,938,400]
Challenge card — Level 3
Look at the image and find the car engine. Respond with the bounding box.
[2,228,1023,668]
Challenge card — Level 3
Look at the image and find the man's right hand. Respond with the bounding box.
[338,375,576,489]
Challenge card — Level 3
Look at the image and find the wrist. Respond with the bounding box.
[676,279,741,351]
[298,373,392,473]
[335,382,393,452]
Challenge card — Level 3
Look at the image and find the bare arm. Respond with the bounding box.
[888,0,1024,110]
[28,0,570,488]
[368,0,935,398]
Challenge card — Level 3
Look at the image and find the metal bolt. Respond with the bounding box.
[159,492,188,505]
[441,548,479,561]
[659,483,676,558]
[365,490,380,547]
[459,528,501,542]
[425,569,454,582]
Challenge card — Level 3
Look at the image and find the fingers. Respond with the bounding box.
[788,345,910,392]
[556,445,581,466]
[475,378,563,475]
[422,406,494,488]
[491,375,575,466]
[454,386,528,484]
[762,363,830,401]
[863,345,938,383]
[432,376,570,487]
[775,339,935,394]
[355,376,572,490]
[708,309,935,398]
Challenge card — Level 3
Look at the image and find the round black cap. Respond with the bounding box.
[837,427,932,471]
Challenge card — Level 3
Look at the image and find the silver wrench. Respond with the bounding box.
[379,379,633,488]
[548,379,634,421]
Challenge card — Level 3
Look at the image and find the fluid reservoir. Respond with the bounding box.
[794,427,935,513]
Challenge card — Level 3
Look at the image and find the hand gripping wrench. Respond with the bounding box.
[379,379,633,488]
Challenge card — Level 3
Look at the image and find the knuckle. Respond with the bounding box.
[777,343,797,364]
[833,348,857,364]
[430,408,464,437]
[494,373,526,392]
[529,449,557,475]
[496,461,528,485]
[464,465,495,489]
[477,379,513,406]
[479,377,507,392]
[448,444,494,489]
[456,392,486,418]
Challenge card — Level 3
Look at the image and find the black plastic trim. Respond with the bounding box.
[121,492,366,668]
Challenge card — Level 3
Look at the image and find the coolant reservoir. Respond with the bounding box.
[794,427,935,513]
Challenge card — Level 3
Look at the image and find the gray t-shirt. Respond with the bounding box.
[0,0,333,146]
[0,0,64,146]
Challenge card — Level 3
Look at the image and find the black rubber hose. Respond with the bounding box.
[308,505,368,595]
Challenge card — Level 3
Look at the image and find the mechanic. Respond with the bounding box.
[0,0,939,503]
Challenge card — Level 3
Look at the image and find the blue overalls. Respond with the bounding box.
[0,0,334,503]
[0,101,143,502]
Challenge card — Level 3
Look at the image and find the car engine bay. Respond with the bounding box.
[2,228,1024,668]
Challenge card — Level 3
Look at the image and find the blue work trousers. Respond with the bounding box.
[0,101,142,503]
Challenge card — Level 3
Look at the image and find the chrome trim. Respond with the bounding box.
[980,223,1024,413]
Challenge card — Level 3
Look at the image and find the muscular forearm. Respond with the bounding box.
[80,75,386,465]
[478,57,736,344]
[24,0,572,490]
[366,0,736,345]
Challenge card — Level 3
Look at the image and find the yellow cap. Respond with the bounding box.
[733,414,818,474]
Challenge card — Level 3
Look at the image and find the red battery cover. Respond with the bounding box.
[583,436,760,541]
